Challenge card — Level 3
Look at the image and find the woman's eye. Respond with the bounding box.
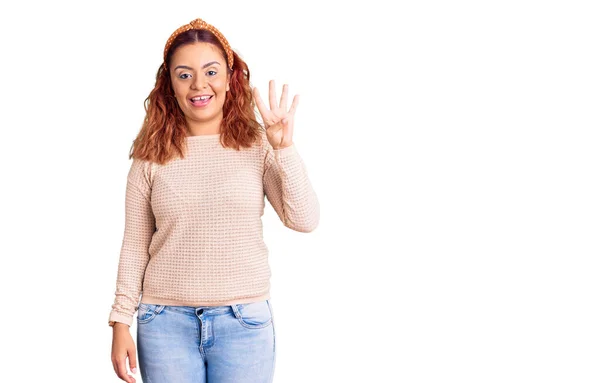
[179,73,191,79]
[207,70,217,76]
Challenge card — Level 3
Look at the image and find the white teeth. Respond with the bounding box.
[192,96,211,101]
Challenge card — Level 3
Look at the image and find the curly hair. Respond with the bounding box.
[129,29,264,165]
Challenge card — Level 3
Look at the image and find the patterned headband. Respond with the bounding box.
[163,18,234,71]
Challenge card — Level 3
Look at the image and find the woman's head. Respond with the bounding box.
[168,39,231,134]
[130,19,263,164]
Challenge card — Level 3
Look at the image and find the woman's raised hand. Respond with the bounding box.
[252,80,299,150]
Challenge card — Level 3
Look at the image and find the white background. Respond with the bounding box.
[1,0,598,382]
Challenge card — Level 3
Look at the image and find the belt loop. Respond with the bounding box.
[231,303,241,319]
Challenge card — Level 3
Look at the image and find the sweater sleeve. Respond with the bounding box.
[108,158,155,327]
[263,141,320,233]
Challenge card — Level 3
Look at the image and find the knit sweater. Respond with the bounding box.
[108,132,319,326]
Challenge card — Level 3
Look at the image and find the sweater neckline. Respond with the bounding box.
[186,134,221,140]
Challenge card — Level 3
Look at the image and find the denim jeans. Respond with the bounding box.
[136,299,276,383]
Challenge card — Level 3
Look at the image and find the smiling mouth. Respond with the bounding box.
[190,95,213,107]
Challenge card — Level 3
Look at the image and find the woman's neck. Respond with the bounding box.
[185,116,223,136]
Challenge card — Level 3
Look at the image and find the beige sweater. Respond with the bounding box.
[108,132,319,326]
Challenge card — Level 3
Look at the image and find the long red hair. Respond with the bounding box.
[129,29,263,164]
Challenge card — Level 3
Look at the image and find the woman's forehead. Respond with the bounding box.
[172,42,223,64]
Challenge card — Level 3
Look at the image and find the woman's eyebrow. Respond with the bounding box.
[174,61,221,71]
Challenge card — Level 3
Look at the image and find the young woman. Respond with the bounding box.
[108,18,319,383]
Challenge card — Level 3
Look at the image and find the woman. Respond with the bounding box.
[108,18,319,383]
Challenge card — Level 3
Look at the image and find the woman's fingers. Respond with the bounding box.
[254,81,298,127]
[112,360,119,377]
[268,79,277,110]
[117,356,135,383]
[253,88,270,122]
[280,84,288,110]
[129,347,138,376]
[289,94,299,116]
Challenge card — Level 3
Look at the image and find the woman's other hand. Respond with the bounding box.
[111,323,138,383]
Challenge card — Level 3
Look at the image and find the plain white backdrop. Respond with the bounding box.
[0,0,598,382]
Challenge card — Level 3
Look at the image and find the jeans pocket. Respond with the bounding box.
[137,303,165,324]
[233,300,272,329]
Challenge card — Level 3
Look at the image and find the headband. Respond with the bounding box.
[163,18,234,71]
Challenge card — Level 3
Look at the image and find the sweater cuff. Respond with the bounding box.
[273,143,297,159]
[108,311,134,327]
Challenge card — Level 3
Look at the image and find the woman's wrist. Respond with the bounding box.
[110,321,130,329]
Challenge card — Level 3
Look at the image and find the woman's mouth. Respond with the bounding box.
[190,95,213,107]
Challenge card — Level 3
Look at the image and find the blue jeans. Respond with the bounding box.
[136,299,276,382]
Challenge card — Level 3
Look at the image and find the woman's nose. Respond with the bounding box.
[191,76,207,90]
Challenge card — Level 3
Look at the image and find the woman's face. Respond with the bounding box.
[169,42,230,130]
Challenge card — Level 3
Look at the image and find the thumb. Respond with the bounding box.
[129,348,138,374]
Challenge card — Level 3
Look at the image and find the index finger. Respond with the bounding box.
[253,87,270,122]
